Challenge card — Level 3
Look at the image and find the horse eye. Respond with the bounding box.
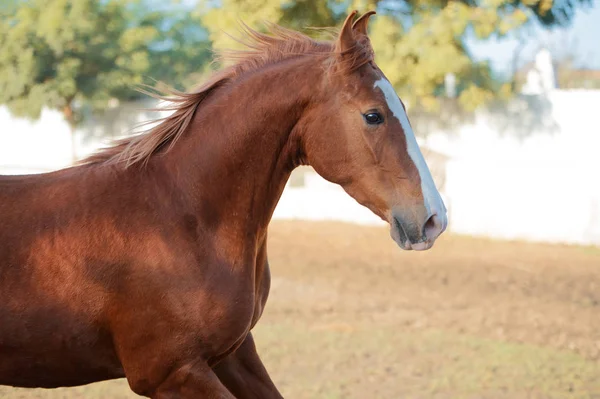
[364,112,383,125]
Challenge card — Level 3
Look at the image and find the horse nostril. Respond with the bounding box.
[422,213,442,240]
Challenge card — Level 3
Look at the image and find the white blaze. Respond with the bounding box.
[374,78,447,218]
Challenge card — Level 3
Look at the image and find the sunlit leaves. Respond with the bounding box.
[201,0,285,50]
[0,0,210,125]
[200,0,586,115]
[458,84,494,111]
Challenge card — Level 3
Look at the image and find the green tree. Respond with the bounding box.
[0,0,210,159]
[199,0,590,116]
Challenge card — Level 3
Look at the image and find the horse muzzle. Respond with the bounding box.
[390,209,447,251]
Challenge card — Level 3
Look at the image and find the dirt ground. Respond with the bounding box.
[2,220,599,398]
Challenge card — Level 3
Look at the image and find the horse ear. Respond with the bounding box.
[337,10,358,53]
[352,11,376,36]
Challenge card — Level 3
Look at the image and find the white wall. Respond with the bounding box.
[425,90,600,245]
[0,107,74,174]
[0,100,160,174]
[273,168,386,226]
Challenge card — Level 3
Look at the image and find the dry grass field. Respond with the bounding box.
[2,220,599,398]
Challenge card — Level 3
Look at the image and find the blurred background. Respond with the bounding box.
[1,0,599,398]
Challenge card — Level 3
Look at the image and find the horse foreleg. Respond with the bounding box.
[151,361,235,399]
[213,332,283,399]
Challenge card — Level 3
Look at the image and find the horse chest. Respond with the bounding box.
[197,255,271,344]
[114,253,270,359]
[250,257,271,327]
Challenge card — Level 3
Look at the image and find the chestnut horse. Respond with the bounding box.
[0,11,447,398]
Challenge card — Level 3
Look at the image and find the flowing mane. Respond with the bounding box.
[82,22,374,168]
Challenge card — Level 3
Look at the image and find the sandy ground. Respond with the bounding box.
[2,220,599,398]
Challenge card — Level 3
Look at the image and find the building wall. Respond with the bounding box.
[425,90,600,245]
[0,100,160,174]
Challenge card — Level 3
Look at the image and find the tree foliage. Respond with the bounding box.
[0,0,210,128]
[200,0,591,113]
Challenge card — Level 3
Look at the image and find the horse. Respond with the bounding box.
[0,11,447,398]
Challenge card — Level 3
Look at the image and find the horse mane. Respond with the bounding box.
[81,22,374,168]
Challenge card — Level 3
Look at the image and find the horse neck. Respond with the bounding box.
[160,58,318,248]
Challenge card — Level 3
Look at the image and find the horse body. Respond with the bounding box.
[0,48,302,396]
[0,12,447,398]
[0,163,274,392]
[0,168,123,387]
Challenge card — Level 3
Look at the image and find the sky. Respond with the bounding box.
[466,0,600,76]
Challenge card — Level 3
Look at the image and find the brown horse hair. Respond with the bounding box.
[81,20,374,169]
